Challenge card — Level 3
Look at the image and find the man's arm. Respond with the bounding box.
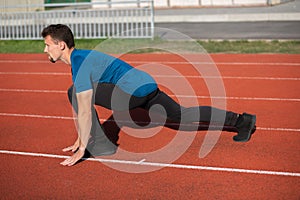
[60,89,93,166]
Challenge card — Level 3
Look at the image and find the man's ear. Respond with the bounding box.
[59,41,66,50]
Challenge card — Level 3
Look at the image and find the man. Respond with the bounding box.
[41,24,256,166]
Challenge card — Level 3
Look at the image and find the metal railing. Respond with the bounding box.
[0,1,154,40]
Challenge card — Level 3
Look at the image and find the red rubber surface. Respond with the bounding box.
[0,53,299,199]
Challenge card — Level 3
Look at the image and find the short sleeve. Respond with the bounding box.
[74,63,93,93]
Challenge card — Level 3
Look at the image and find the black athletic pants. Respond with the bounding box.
[68,83,238,138]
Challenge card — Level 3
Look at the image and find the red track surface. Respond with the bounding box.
[0,53,299,199]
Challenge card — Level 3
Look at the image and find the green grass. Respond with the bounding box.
[0,39,299,54]
[0,40,46,53]
[198,40,300,54]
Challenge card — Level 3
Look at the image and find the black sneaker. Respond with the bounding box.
[233,113,256,142]
[86,135,117,157]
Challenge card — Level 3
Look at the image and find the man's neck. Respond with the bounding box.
[61,47,75,65]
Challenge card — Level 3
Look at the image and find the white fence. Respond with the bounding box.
[0,1,154,40]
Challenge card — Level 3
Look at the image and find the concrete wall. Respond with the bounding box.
[154,0,268,7]
[0,0,44,13]
[92,0,150,8]
[92,0,292,8]
[1,0,287,13]
[90,0,294,8]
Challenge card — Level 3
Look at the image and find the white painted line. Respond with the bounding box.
[0,88,299,102]
[0,60,299,66]
[1,72,299,81]
[0,60,50,63]
[0,149,299,177]
[0,72,69,76]
[138,159,146,164]
[256,127,300,132]
[155,75,300,81]
[0,88,65,93]
[130,61,300,66]
[0,112,299,132]
[170,95,300,102]
[0,113,75,120]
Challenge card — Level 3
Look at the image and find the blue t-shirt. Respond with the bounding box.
[70,49,157,97]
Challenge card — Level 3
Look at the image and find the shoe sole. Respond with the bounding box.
[233,114,256,142]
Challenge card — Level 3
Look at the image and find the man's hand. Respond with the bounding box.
[60,148,85,166]
[62,137,80,153]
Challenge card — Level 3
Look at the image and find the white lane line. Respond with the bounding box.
[1,60,300,66]
[0,72,69,75]
[130,61,300,66]
[0,88,65,93]
[0,60,50,63]
[171,95,300,102]
[155,75,300,81]
[1,72,299,81]
[256,127,300,132]
[0,112,300,132]
[138,159,146,164]
[0,88,299,102]
[0,113,75,120]
[0,150,299,177]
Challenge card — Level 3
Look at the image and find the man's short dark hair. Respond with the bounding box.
[41,24,75,49]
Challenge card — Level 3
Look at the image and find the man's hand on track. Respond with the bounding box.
[60,148,85,166]
[61,138,85,166]
[62,138,80,153]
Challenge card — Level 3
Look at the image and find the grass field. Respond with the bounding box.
[0,39,299,54]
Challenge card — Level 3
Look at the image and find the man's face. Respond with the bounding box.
[43,35,62,63]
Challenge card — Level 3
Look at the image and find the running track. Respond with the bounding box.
[0,53,299,199]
